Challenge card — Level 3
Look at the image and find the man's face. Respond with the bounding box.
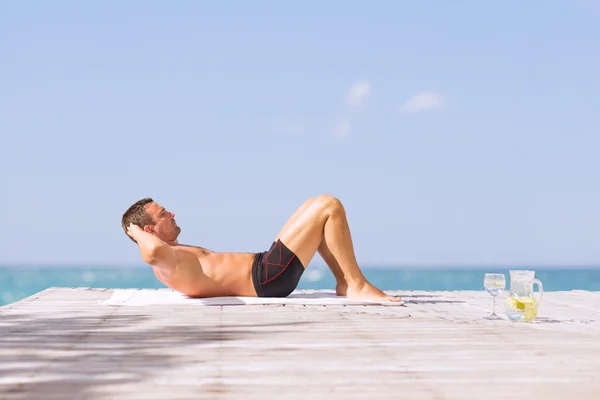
[144,202,181,243]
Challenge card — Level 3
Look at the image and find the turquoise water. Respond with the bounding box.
[1,266,599,306]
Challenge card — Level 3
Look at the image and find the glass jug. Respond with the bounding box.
[505,270,543,322]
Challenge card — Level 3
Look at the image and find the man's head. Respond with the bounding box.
[121,198,181,244]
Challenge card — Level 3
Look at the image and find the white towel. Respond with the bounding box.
[101,289,405,306]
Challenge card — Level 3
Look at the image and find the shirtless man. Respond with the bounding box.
[122,194,401,302]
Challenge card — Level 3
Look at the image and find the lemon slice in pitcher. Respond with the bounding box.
[510,297,539,321]
[513,297,535,310]
[523,304,539,321]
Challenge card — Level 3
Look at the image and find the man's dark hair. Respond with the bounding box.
[121,198,154,243]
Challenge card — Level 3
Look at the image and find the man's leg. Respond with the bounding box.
[275,194,400,302]
[275,197,348,294]
[318,237,348,296]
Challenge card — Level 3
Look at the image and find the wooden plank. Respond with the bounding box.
[0,288,599,399]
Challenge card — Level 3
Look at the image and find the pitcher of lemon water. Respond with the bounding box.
[505,270,543,322]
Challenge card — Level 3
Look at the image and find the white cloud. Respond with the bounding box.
[328,80,370,138]
[331,118,351,138]
[402,91,446,114]
[346,80,372,107]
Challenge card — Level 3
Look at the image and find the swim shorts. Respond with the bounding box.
[252,239,305,297]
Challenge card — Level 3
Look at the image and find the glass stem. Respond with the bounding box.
[492,296,497,315]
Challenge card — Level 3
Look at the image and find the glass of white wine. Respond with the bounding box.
[483,273,506,320]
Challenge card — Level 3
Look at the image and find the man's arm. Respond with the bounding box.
[127,224,177,273]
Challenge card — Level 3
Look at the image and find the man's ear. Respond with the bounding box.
[143,225,155,234]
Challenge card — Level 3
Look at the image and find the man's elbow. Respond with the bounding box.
[140,243,159,263]
[141,251,159,266]
[141,245,176,270]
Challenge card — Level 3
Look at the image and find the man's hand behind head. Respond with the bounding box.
[126,223,144,242]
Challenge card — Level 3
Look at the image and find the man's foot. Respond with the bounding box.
[335,282,348,296]
[347,281,402,302]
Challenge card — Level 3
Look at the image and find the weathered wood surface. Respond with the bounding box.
[1,287,599,399]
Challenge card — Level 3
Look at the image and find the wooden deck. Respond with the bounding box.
[1,288,599,399]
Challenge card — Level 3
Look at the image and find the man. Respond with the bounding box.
[122,194,401,302]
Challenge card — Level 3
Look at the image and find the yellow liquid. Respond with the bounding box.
[508,296,539,321]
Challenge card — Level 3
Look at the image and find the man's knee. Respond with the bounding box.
[315,194,344,214]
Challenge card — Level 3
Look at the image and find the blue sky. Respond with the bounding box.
[1,1,599,267]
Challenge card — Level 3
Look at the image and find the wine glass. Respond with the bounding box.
[483,273,506,320]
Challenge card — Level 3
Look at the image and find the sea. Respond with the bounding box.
[1,265,599,306]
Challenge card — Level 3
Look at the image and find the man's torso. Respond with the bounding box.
[153,245,257,298]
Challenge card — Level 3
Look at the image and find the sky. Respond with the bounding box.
[1,1,599,267]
